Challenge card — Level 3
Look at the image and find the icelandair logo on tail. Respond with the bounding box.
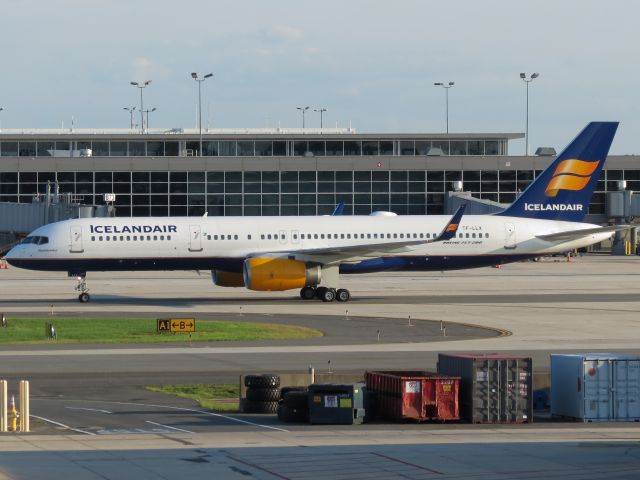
[544,159,600,197]
[524,158,600,212]
[446,223,459,232]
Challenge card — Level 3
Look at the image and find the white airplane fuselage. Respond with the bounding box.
[6,214,610,275]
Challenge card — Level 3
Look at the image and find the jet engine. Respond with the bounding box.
[243,258,321,291]
[211,270,245,287]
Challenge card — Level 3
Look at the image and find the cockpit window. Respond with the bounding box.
[20,236,49,245]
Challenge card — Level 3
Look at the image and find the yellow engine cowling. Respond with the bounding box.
[243,258,321,291]
[211,270,245,287]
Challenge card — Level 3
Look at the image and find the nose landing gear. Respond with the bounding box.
[74,275,90,303]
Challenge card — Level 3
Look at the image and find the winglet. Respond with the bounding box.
[331,202,345,216]
[435,204,466,241]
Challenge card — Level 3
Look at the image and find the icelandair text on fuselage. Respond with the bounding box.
[90,224,178,234]
[524,203,583,211]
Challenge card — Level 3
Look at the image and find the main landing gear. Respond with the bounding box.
[74,275,90,303]
[299,286,351,303]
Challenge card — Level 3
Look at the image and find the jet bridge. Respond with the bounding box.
[0,189,113,256]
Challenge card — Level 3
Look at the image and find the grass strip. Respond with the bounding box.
[0,317,322,344]
[146,384,240,412]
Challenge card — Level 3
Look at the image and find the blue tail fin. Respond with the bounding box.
[496,121,618,222]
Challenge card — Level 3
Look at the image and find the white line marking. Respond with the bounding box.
[145,420,194,434]
[91,400,289,432]
[30,414,96,435]
[66,407,113,414]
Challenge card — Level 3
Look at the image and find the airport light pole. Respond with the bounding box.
[314,108,328,128]
[130,80,152,134]
[520,72,539,156]
[433,82,454,133]
[143,107,156,131]
[123,106,136,130]
[0,107,3,131]
[191,72,213,156]
[297,106,309,129]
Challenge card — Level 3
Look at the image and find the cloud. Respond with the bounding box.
[267,26,304,42]
[130,57,171,82]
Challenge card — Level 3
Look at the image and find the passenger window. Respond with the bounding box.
[472,233,476,238]
[106,236,110,241]
[373,234,377,239]
[127,236,131,241]
[91,236,95,241]
[214,235,218,240]
[234,235,238,240]
[167,235,172,240]
[466,233,470,238]
[147,236,151,241]
[140,236,144,241]
[420,233,424,238]
[347,234,351,239]
[248,234,252,240]
[293,234,297,240]
[400,233,404,239]
[261,234,265,240]
[120,236,124,241]
[133,236,137,241]
[314,234,318,239]
[267,234,272,240]
[154,236,158,241]
[486,233,489,238]
[207,235,211,240]
[99,236,104,241]
[393,233,398,239]
[321,234,325,239]
[458,233,463,238]
[367,234,371,239]
[160,236,164,240]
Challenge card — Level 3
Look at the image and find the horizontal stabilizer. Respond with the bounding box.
[537,225,628,242]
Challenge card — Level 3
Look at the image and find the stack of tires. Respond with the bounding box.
[277,387,309,423]
[243,374,280,414]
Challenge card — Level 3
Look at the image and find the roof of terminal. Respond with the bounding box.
[0,127,524,140]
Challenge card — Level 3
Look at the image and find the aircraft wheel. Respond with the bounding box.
[336,288,351,302]
[300,286,316,300]
[321,288,336,302]
[78,292,90,303]
[315,286,327,299]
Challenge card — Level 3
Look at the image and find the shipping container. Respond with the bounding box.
[438,354,532,423]
[308,383,366,425]
[366,371,460,422]
[551,354,640,422]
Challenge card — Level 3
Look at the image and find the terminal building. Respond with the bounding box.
[0,127,639,223]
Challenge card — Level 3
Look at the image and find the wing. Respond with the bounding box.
[248,205,466,263]
[536,225,628,242]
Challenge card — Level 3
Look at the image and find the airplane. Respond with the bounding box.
[6,121,625,304]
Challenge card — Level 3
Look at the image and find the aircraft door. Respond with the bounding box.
[70,226,84,253]
[189,225,203,252]
[504,223,516,249]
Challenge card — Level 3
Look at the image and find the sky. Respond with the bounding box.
[0,0,638,154]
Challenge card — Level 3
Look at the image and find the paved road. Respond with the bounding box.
[0,256,640,478]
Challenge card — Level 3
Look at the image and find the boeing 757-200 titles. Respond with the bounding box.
[6,122,625,303]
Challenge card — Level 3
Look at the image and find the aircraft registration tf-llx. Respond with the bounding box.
[6,122,625,303]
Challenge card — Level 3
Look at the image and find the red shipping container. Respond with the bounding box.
[366,371,460,422]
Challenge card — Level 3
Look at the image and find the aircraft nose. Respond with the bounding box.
[4,245,20,264]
